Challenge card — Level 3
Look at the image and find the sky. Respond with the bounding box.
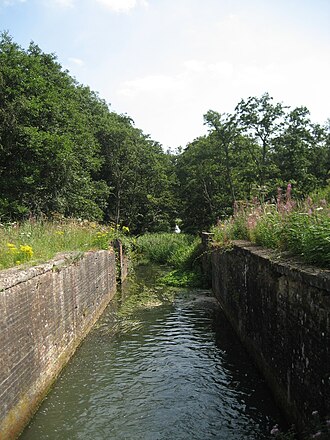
[1,0,330,150]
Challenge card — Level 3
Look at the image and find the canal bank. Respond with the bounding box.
[207,238,330,435]
[1,234,329,438]
[20,264,287,440]
[0,249,122,440]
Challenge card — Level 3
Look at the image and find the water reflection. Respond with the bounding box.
[21,265,286,440]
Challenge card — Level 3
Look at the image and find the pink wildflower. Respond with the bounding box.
[286,183,292,200]
[276,187,282,212]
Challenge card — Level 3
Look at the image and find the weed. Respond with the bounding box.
[211,184,330,268]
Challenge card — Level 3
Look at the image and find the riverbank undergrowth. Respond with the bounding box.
[135,233,204,287]
[211,185,330,268]
[0,218,130,270]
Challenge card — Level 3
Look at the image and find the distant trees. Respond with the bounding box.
[176,93,329,232]
[0,34,328,233]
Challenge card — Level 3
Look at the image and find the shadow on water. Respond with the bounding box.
[20,264,287,440]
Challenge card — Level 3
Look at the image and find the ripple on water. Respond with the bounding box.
[20,268,286,440]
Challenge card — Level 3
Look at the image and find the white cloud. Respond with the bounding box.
[68,57,84,67]
[96,0,136,13]
[56,0,74,7]
[95,0,148,13]
[0,0,26,6]
[114,58,299,148]
[42,0,74,8]
[139,0,149,9]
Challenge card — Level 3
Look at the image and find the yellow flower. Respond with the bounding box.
[15,260,21,265]
[6,243,18,254]
[55,231,64,236]
[19,245,34,258]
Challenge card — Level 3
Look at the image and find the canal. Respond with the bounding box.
[21,264,286,439]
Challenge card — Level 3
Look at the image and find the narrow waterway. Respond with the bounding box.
[21,265,286,440]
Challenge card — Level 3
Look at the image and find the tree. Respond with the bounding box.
[272,107,328,195]
[235,92,285,190]
[97,113,176,233]
[0,33,109,220]
[203,111,238,204]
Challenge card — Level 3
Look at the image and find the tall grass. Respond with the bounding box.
[0,219,130,270]
[211,185,330,268]
[135,233,203,286]
[135,233,199,266]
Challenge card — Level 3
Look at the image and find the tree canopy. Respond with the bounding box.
[0,32,176,232]
[176,93,329,231]
[0,34,329,233]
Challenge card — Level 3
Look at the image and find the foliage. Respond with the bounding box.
[0,218,132,270]
[158,269,202,287]
[134,233,204,286]
[283,210,330,265]
[135,233,196,264]
[0,33,329,238]
[176,94,329,233]
[0,32,176,233]
[0,33,108,220]
[211,186,330,268]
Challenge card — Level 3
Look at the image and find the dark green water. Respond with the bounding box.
[21,265,286,440]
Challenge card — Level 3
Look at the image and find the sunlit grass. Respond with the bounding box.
[0,219,130,270]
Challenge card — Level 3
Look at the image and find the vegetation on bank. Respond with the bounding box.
[1,32,329,236]
[269,409,330,439]
[135,233,204,287]
[211,184,330,268]
[0,33,329,270]
[0,221,203,288]
[177,98,329,233]
[0,219,130,270]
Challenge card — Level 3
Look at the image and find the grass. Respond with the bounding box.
[0,218,131,270]
[135,233,204,287]
[211,185,330,268]
[134,233,195,264]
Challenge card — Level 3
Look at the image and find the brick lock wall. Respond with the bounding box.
[211,241,330,433]
[0,250,117,440]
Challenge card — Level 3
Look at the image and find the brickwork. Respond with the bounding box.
[0,250,117,439]
[211,241,330,432]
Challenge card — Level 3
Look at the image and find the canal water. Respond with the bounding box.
[21,265,286,440]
